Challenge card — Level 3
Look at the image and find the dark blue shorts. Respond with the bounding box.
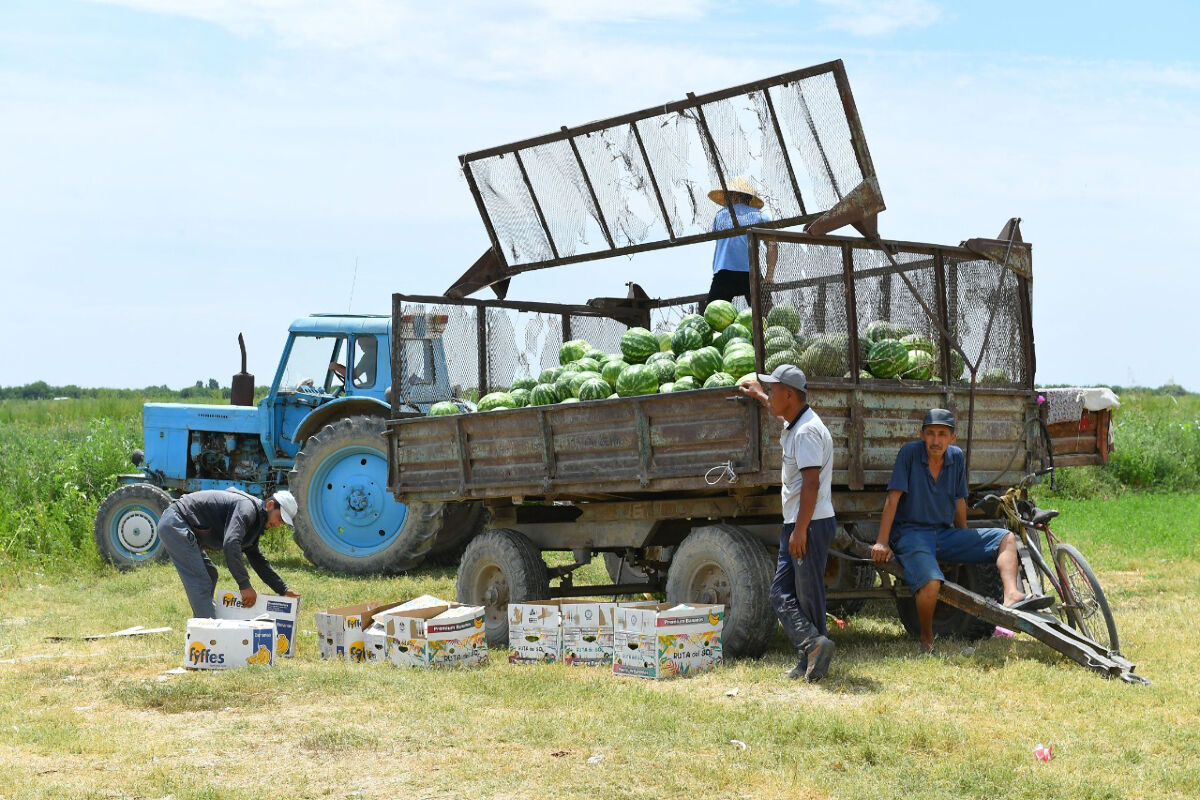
[891,526,1010,593]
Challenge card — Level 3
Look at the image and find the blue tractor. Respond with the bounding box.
[93,312,484,574]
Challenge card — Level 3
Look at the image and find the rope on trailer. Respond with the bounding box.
[704,461,738,485]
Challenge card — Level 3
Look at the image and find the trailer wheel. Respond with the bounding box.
[456,529,549,647]
[290,416,441,575]
[423,502,489,567]
[894,561,1002,641]
[93,483,173,569]
[666,524,775,658]
[825,556,877,618]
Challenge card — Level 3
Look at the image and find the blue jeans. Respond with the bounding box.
[771,516,837,653]
[891,525,1009,593]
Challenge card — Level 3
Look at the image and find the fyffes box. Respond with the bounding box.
[184,618,275,670]
[612,603,724,680]
[508,602,563,664]
[385,604,487,669]
[314,601,405,662]
[214,589,300,658]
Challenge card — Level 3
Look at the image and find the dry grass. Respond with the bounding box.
[2,506,1198,799]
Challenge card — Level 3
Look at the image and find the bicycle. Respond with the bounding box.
[976,467,1120,654]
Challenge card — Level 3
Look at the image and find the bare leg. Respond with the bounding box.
[996,532,1025,606]
[915,580,941,652]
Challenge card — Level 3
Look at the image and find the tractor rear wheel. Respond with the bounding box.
[93,483,173,569]
[423,502,489,567]
[290,415,442,575]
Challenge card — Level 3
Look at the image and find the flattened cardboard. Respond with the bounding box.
[215,589,300,657]
[613,603,724,679]
[184,618,275,670]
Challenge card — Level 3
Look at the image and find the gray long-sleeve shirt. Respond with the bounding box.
[171,489,288,594]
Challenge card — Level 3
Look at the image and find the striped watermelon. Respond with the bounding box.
[428,401,459,416]
[560,397,579,404]
[902,350,936,381]
[554,373,575,399]
[578,378,611,401]
[601,359,628,387]
[690,346,723,382]
[703,300,738,332]
[656,332,673,353]
[572,357,601,373]
[559,339,591,365]
[865,320,913,344]
[539,366,565,384]
[979,368,1009,384]
[658,382,675,394]
[674,351,696,379]
[646,353,676,383]
[530,383,560,405]
[901,333,934,354]
[713,322,751,352]
[765,325,793,342]
[478,392,515,411]
[568,370,605,397]
[704,372,736,388]
[672,376,699,391]
[766,303,801,333]
[765,336,794,357]
[798,341,847,377]
[765,349,798,373]
[584,347,608,363]
[723,345,757,379]
[620,327,658,363]
[616,364,659,396]
[678,314,713,342]
[735,308,753,329]
[866,338,910,378]
[510,375,537,391]
[671,326,704,356]
[722,337,751,355]
[509,388,531,407]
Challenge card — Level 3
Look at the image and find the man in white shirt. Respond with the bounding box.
[740,364,837,681]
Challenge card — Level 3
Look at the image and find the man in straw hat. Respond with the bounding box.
[703,176,777,313]
[740,364,838,681]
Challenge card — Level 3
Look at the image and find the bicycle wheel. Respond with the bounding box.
[1054,542,1119,653]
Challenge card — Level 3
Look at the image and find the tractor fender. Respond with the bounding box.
[294,396,390,444]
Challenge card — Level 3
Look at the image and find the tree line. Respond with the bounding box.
[0,381,272,401]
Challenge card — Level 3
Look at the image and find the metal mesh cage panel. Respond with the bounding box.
[945,256,1027,385]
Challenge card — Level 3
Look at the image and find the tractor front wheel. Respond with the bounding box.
[93,483,173,569]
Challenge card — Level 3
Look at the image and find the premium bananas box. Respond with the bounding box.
[315,601,406,662]
[384,603,488,669]
[214,590,300,657]
[508,602,563,664]
[184,618,275,670]
[612,603,724,680]
[362,595,450,663]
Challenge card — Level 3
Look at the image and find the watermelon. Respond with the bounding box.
[658,382,676,394]
[865,320,913,344]
[615,363,659,396]
[866,338,909,378]
[647,356,676,383]
[945,349,966,380]
[578,378,611,401]
[799,341,847,377]
[766,303,801,333]
[722,337,751,355]
[979,368,1010,384]
[703,300,738,332]
[427,401,459,416]
[765,335,794,357]
[560,397,579,404]
[584,347,608,363]
[567,370,604,397]
[671,326,704,356]
[620,327,658,363]
[901,333,934,354]
[477,391,515,411]
[510,375,537,391]
[704,372,736,388]
[559,339,591,365]
[713,322,751,352]
[735,308,753,329]
[723,346,757,379]
[674,351,696,379]
[765,349,799,373]
[902,350,936,381]
[559,362,582,374]
[678,314,713,342]
[656,332,673,353]
[509,388,531,407]
[736,373,758,385]
[765,325,793,342]
[539,366,565,384]
[572,357,601,373]
[554,373,576,399]
[689,346,723,382]
[601,359,629,387]
[646,351,675,366]
[672,376,699,391]
[529,383,560,405]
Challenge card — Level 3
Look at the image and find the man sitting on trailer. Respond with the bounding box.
[870,409,1043,654]
[740,364,838,681]
[703,176,778,312]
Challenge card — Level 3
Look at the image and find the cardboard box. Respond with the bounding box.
[184,618,275,670]
[315,601,406,662]
[214,589,300,658]
[385,604,487,669]
[560,601,615,667]
[612,603,724,679]
[361,595,450,664]
[507,602,563,664]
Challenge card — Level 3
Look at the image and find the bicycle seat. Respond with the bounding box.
[1030,508,1060,526]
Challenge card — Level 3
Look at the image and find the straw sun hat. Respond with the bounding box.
[708,175,764,209]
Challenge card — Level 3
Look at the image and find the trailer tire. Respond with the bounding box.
[825,556,877,618]
[894,561,1002,641]
[456,529,549,647]
[666,523,775,658]
[93,483,173,569]
[290,416,441,575]
[423,502,489,567]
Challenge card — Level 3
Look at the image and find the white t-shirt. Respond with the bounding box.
[780,406,835,524]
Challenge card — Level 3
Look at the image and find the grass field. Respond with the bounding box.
[1,393,1197,798]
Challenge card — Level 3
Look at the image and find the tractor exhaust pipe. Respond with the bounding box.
[231,333,255,406]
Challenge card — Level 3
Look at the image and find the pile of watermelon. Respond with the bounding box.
[425,304,1009,416]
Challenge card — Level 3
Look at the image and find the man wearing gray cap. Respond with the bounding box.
[741,364,838,681]
[870,409,1033,653]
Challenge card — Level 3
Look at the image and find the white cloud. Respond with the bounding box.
[816,0,940,36]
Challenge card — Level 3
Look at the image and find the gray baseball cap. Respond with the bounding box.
[922,408,955,431]
[757,364,807,393]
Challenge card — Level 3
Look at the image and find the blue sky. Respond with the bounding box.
[3,0,1197,390]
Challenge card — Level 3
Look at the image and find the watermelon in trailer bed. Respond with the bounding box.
[703,300,738,332]
[559,339,591,364]
[584,347,608,363]
[866,338,910,378]
[713,322,751,352]
[477,392,515,411]
[689,346,723,382]
[677,314,713,342]
[620,327,659,363]
[901,350,937,381]
[865,320,913,344]
[723,345,757,379]
[539,366,565,384]
[674,351,697,379]
[735,308,753,329]
[510,375,537,391]
[578,378,611,401]
[616,363,659,396]
[427,401,460,416]
[766,303,801,333]
[601,359,629,387]
[646,354,676,383]
[530,383,561,405]
[671,326,704,356]
[704,372,736,388]
[656,332,673,353]
[671,376,699,391]
[509,388,531,407]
